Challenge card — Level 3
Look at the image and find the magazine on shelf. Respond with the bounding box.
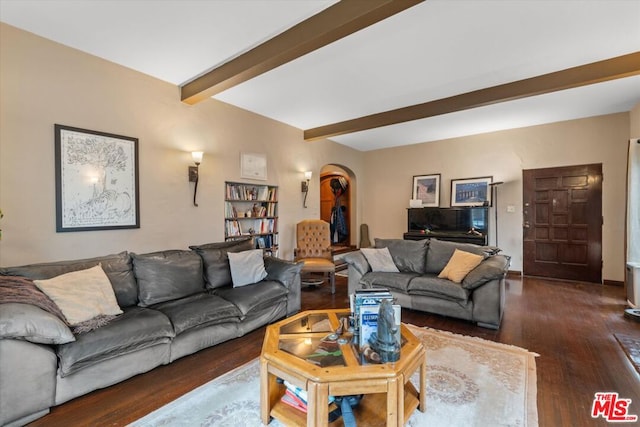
[283,380,335,405]
[281,389,307,413]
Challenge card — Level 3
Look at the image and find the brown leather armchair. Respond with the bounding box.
[294,219,336,294]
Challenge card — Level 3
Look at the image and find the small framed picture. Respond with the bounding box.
[451,176,493,207]
[240,153,267,181]
[412,174,440,207]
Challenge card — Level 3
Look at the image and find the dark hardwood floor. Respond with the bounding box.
[28,275,639,427]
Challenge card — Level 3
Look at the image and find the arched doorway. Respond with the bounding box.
[320,165,355,248]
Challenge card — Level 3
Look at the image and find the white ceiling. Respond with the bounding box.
[1,0,639,151]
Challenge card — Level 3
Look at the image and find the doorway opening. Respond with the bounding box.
[320,164,356,250]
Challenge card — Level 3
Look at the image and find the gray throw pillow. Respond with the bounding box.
[227,249,267,287]
[189,238,254,290]
[374,238,429,274]
[462,255,509,290]
[361,248,399,272]
[132,250,205,307]
[0,303,75,344]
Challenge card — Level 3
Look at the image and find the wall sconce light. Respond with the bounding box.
[301,171,312,208]
[189,151,203,207]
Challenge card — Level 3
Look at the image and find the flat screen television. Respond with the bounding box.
[407,207,488,236]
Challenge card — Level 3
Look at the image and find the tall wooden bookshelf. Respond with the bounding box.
[224,181,278,256]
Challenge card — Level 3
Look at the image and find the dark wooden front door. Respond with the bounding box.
[523,164,602,283]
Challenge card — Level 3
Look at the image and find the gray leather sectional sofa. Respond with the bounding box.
[0,238,302,427]
[344,238,509,330]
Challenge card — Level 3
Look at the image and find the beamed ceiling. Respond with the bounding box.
[1,0,639,151]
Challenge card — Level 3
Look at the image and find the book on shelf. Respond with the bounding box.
[254,218,275,234]
[281,389,307,413]
[267,202,276,216]
[224,202,236,218]
[282,380,334,406]
[225,220,243,236]
[225,183,277,201]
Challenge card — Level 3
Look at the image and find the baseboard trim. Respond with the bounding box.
[520,273,623,286]
[603,279,623,287]
[507,270,522,278]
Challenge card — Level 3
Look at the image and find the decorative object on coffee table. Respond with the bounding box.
[368,299,400,362]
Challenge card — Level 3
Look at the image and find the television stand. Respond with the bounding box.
[403,231,487,245]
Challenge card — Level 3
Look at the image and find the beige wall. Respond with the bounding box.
[0,23,363,266]
[0,23,634,283]
[363,113,630,281]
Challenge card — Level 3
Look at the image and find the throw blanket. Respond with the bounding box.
[0,275,119,334]
[0,275,68,323]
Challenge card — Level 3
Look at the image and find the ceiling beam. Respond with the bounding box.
[304,51,640,141]
[181,0,424,105]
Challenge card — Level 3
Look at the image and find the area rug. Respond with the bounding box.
[615,333,640,375]
[130,325,538,427]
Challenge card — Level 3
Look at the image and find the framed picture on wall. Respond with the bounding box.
[412,174,441,207]
[240,152,267,181]
[451,176,493,207]
[54,124,140,232]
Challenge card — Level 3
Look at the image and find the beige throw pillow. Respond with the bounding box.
[34,264,123,326]
[438,249,484,283]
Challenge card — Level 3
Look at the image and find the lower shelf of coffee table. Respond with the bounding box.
[270,382,420,427]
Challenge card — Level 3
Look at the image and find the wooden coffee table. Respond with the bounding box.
[260,309,426,427]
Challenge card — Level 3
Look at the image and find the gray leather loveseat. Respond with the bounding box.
[0,238,302,427]
[344,238,509,330]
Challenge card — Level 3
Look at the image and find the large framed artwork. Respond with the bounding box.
[451,176,493,207]
[412,174,441,207]
[240,152,267,181]
[55,124,140,232]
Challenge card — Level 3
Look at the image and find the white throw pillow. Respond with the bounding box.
[227,249,268,287]
[33,264,123,326]
[361,247,400,272]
